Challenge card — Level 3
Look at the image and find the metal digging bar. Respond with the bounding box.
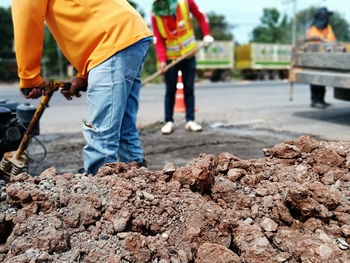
[0,81,71,181]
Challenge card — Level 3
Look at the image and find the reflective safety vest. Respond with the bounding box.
[307,25,336,43]
[154,0,197,59]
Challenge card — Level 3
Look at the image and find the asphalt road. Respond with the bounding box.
[1,80,350,141]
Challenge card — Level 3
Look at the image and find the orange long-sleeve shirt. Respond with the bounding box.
[12,0,153,88]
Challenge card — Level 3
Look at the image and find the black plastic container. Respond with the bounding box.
[0,98,20,113]
[0,106,12,125]
[16,103,39,135]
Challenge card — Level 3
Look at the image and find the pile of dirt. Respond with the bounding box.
[0,136,349,262]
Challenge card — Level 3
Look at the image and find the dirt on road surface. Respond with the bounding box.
[25,121,302,176]
[1,135,350,262]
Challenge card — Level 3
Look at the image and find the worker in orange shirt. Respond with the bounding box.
[307,7,336,109]
[12,0,153,174]
[151,0,214,134]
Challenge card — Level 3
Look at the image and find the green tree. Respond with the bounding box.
[193,12,233,40]
[251,8,289,43]
[293,6,317,40]
[128,0,145,17]
[0,7,13,52]
[0,7,17,81]
[42,26,69,79]
[330,12,350,41]
[276,6,350,43]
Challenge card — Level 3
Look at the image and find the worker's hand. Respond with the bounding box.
[203,35,214,47]
[61,77,87,100]
[20,81,50,99]
[159,62,167,73]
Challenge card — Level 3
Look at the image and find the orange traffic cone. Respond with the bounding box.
[174,70,186,113]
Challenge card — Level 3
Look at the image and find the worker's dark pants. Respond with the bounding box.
[310,84,326,103]
[164,56,196,122]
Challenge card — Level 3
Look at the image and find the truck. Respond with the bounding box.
[195,42,292,81]
[235,43,291,80]
[195,41,235,82]
[289,41,350,102]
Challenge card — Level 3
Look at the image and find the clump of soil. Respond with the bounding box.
[0,136,349,262]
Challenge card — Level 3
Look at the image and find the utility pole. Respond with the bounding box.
[282,0,297,102]
[282,0,297,44]
[292,0,297,44]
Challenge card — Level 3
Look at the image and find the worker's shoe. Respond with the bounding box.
[161,122,175,135]
[77,168,86,174]
[185,121,202,132]
[138,159,147,168]
[311,102,326,109]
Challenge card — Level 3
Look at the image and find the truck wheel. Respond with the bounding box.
[220,70,232,81]
[279,70,289,80]
[241,70,256,80]
[210,70,222,82]
[258,71,269,80]
[271,71,279,80]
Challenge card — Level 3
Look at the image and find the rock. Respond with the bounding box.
[0,192,7,201]
[336,238,349,250]
[263,143,301,159]
[244,218,254,225]
[163,163,176,175]
[117,232,129,239]
[263,195,274,208]
[260,218,278,232]
[38,166,58,180]
[171,154,216,194]
[316,229,332,243]
[186,226,201,239]
[177,249,188,263]
[227,168,244,181]
[196,243,240,263]
[256,237,269,247]
[318,244,333,259]
[216,152,240,172]
[162,233,169,240]
[142,191,155,201]
[110,214,130,233]
[341,225,350,237]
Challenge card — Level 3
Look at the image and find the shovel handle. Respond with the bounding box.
[15,81,71,159]
[21,81,75,96]
[142,43,206,87]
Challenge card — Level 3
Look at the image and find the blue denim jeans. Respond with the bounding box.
[164,56,196,122]
[83,41,150,174]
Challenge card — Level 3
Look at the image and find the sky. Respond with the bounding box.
[1,0,349,43]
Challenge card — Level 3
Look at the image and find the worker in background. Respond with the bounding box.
[151,0,214,135]
[12,0,153,174]
[307,7,336,109]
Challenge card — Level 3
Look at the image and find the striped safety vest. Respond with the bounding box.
[154,0,197,59]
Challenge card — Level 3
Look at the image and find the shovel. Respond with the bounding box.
[0,81,72,182]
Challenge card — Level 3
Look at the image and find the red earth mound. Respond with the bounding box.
[0,136,349,262]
